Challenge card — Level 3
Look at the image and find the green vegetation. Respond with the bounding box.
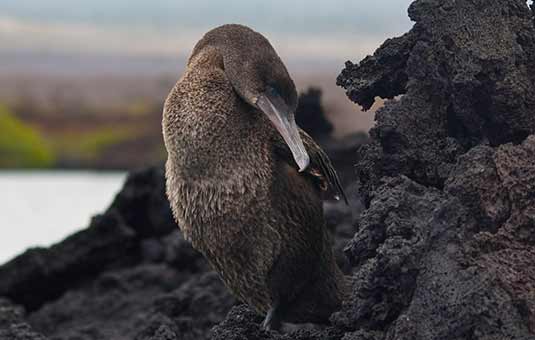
[0,105,55,168]
[0,98,163,169]
[51,127,136,162]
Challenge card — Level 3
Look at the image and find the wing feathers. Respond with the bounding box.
[273,129,348,204]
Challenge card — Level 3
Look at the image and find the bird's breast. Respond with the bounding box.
[165,161,271,249]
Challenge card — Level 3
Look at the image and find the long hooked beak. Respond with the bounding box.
[256,89,310,172]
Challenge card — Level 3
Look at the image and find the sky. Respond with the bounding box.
[0,0,415,66]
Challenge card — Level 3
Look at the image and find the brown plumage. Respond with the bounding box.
[162,24,347,330]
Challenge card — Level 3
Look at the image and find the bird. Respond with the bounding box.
[162,24,348,331]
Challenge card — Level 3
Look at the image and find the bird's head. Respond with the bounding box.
[189,24,310,172]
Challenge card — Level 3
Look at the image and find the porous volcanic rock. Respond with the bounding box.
[339,171,534,339]
[335,0,533,338]
[338,0,535,204]
[0,299,46,340]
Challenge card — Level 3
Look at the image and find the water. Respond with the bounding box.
[0,171,126,265]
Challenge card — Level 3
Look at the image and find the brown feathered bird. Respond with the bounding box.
[162,24,347,330]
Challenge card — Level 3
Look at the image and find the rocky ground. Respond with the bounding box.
[1,0,534,339]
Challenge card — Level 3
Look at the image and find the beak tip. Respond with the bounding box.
[297,156,310,172]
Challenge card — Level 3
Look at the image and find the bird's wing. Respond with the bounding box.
[273,128,348,204]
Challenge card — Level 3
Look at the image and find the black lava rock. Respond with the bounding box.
[338,0,535,204]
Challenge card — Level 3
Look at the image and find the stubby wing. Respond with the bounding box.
[273,129,348,204]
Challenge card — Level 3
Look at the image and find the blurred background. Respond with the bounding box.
[0,0,414,263]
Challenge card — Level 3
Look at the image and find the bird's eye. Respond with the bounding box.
[267,86,279,97]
